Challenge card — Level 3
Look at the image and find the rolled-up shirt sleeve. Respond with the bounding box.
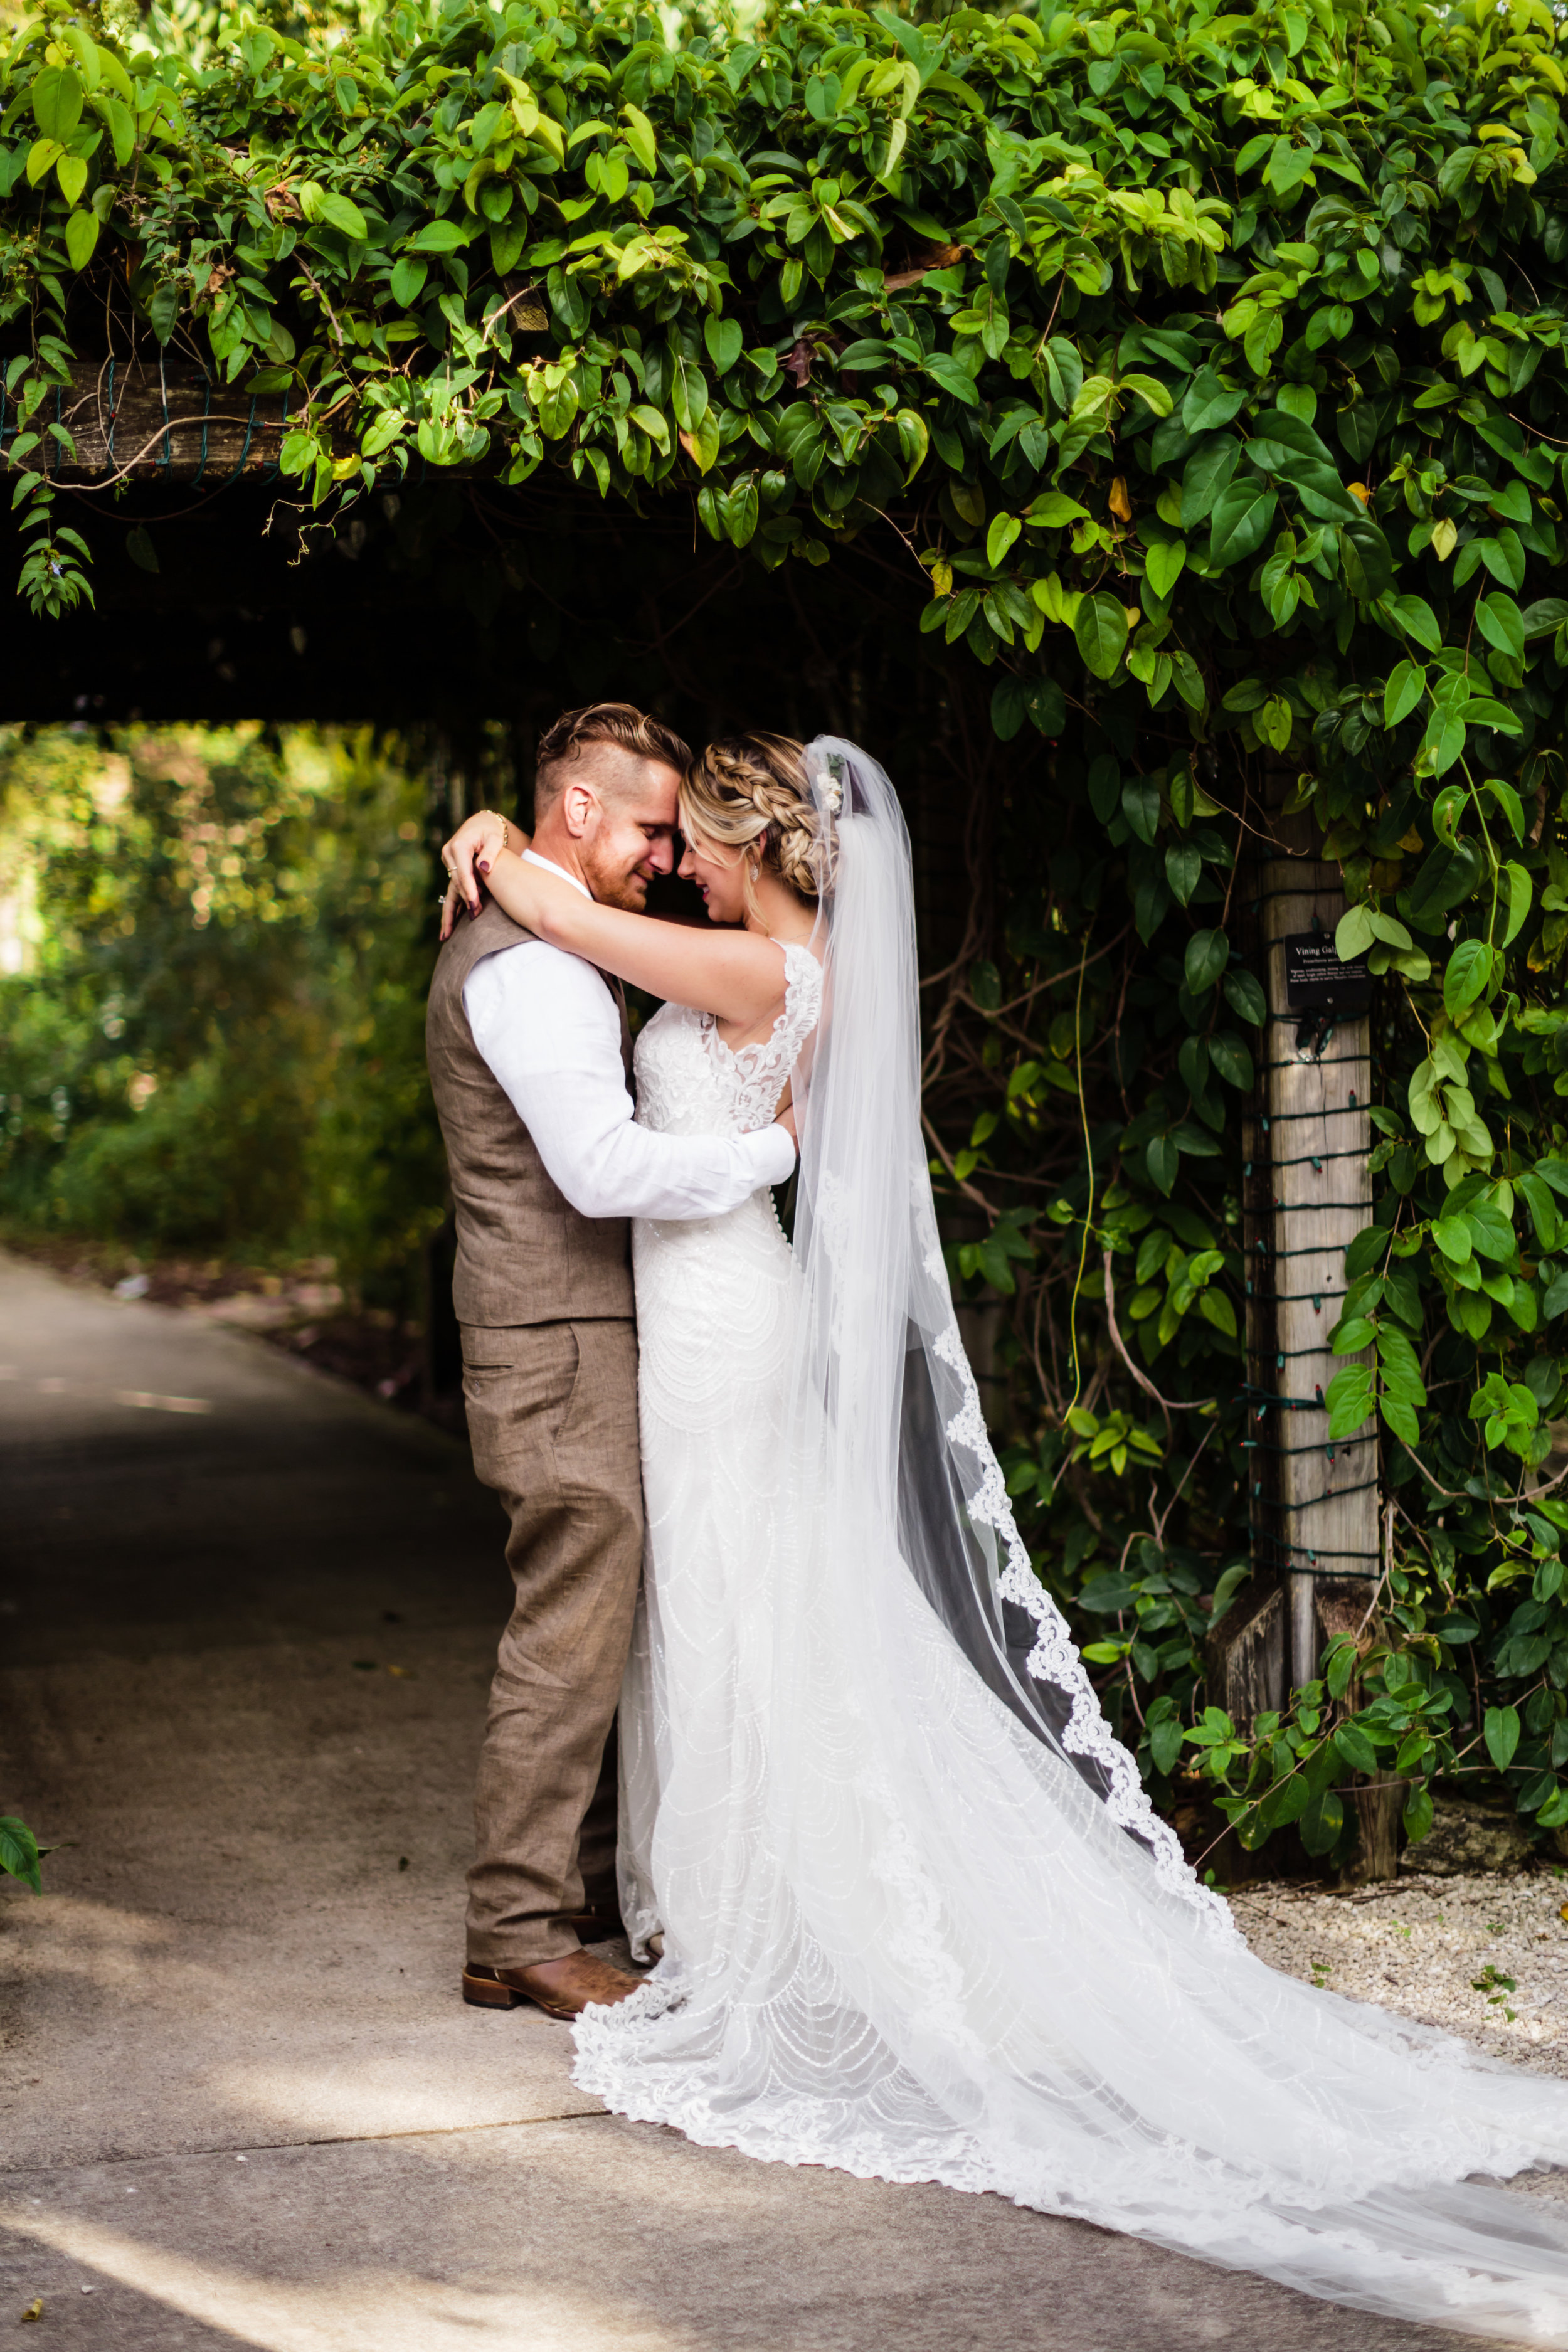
[463,939,794,1222]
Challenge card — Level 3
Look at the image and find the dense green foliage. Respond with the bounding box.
[4,0,1568,1867]
[0,724,447,1292]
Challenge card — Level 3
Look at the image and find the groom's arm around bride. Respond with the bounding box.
[425,702,795,2020]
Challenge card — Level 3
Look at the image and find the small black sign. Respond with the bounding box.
[1284,931,1372,1015]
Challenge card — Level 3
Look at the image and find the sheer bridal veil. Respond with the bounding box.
[780,734,1568,2343]
[790,736,1225,1924]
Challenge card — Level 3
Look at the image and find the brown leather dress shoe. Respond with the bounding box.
[462,1951,642,2019]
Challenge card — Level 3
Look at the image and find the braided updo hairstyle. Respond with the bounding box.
[679,731,828,924]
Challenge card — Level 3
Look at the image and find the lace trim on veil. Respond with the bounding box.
[928,1322,1237,1939]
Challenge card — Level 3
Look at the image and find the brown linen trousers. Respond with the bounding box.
[426,899,645,1968]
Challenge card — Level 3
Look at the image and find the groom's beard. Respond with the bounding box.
[581,845,652,913]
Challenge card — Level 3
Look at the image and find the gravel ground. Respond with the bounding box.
[1232,1867,1568,2079]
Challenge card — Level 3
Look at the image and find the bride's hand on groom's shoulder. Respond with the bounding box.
[440,809,529,939]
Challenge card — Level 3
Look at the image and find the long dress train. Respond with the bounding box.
[575,743,1568,2345]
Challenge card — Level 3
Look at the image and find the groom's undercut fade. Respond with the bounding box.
[534,703,692,818]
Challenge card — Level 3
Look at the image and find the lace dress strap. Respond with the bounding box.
[724,940,822,1133]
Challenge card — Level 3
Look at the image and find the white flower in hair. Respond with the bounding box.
[816,765,843,813]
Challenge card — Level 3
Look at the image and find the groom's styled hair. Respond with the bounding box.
[534,702,691,820]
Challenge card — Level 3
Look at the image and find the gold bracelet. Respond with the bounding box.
[499,815,509,854]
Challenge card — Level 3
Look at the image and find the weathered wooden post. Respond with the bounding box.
[1258,805,1377,1680]
[1253,783,1399,1880]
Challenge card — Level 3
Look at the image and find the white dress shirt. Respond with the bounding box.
[462,851,795,1222]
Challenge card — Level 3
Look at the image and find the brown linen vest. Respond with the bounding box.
[425,897,635,1327]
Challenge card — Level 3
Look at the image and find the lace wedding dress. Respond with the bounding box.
[575,739,1568,2343]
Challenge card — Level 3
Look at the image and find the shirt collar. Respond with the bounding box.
[522,848,594,903]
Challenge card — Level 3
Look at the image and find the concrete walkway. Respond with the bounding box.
[0,1251,1520,2348]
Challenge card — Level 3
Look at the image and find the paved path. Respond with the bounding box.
[0,1251,1518,2348]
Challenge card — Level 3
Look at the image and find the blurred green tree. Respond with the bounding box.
[0,723,447,1302]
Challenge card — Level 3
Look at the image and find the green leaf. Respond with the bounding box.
[55,152,87,206]
[1522,598,1568,640]
[1325,1363,1374,1437]
[1146,1133,1178,1195]
[1223,968,1266,1026]
[1120,372,1173,420]
[1245,406,1337,470]
[65,207,98,271]
[1480,526,1526,592]
[1341,512,1394,601]
[1150,1715,1185,1776]
[1074,594,1128,681]
[1382,593,1443,650]
[925,351,980,407]
[539,374,581,439]
[669,358,708,435]
[1483,778,1526,842]
[1431,1213,1473,1264]
[1199,1287,1237,1337]
[1121,775,1160,846]
[25,138,63,189]
[1026,677,1066,736]
[622,100,657,176]
[1180,436,1240,527]
[1404,1784,1434,1844]
[990,679,1026,743]
[1209,476,1278,566]
[1182,365,1247,435]
[704,316,743,375]
[31,65,84,144]
[125,523,159,574]
[490,220,528,276]
[1026,491,1089,527]
[1207,1032,1254,1089]
[0,1817,41,1892]
[1299,1788,1344,1857]
[407,219,469,254]
[1335,904,1374,960]
[1501,861,1533,951]
[1165,842,1201,906]
[969,958,1000,1012]
[1384,659,1426,728]
[1485,1703,1522,1771]
[1475,592,1525,665]
[1144,539,1185,602]
[1184,929,1229,994]
[1079,1571,1140,1613]
[987,513,1021,568]
[315,191,368,241]
[1333,1722,1379,1776]
[1443,938,1493,1019]
[361,411,405,458]
[390,255,428,306]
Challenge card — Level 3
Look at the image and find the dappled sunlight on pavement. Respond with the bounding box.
[0,1253,1517,2352]
[1,2205,697,2352]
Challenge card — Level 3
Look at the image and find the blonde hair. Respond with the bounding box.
[679,733,825,920]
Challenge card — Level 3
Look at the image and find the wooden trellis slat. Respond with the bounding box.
[5,360,298,484]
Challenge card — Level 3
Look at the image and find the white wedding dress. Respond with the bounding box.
[573,740,1568,2344]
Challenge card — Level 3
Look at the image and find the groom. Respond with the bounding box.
[426,702,797,2020]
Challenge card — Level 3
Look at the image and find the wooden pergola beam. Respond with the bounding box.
[8,359,298,485]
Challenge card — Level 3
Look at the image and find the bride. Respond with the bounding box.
[445,731,1568,2343]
